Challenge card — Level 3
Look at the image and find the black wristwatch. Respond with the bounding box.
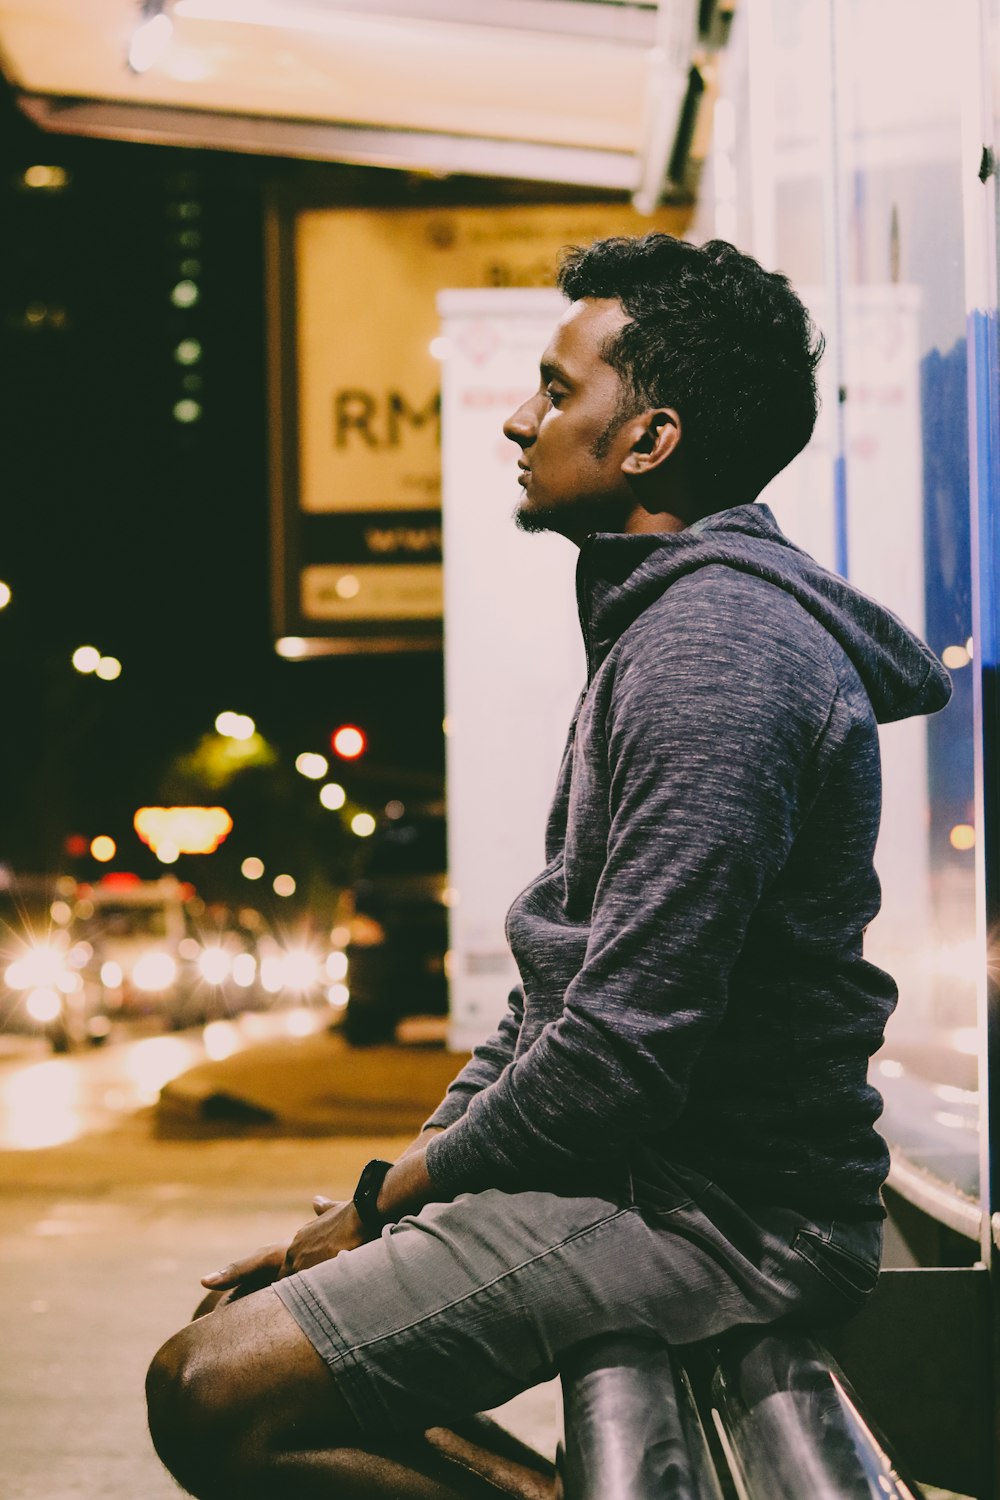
[353,1158,394,1234]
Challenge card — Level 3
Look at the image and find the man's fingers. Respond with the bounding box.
[313,1195,337,1216]
[200,1243,286,1289]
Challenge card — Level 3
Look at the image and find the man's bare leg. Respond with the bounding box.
[147,1286,556,1500]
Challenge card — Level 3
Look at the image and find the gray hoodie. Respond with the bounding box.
[425,503,952,1217]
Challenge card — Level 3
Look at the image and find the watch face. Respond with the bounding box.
[355,1159,393,1229]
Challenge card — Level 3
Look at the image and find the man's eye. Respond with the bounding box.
[545,386,565,406]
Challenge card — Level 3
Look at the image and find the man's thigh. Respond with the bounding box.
[271,1177,808,1442]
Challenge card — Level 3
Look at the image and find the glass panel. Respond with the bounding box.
[835,0,979,1207]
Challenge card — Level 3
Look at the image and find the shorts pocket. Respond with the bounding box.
[627,1162,697,1216]
[791,1224,880,1305]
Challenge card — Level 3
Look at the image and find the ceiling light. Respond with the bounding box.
[128,6,174,75]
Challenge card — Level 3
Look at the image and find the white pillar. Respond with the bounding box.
[437,289,585,1051]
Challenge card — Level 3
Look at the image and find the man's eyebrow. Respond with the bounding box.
[540,359,573,386]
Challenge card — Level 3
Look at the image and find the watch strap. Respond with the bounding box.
[353,1158,394,1234]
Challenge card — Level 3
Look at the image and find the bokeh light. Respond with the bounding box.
[295,752,328,780]
[231,953,256,988]
[319,782,346,810]
[273,874,296,898]
[241,856,264,880]
[72,645,100,673]
[90,835,116,863]
[170,279,200,309]
[23,165,69,191]
[326,951,348,981]
[0,581,11,609]
[216,711,256,740]
[332,726,366,759]
[276,637,308,658]
[95,656,122,681]
[351,813,376,838]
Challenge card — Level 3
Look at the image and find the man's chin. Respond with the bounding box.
[514,502,549,535]
[514,500,567,536]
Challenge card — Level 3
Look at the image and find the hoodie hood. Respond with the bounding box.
[576,503,951,724]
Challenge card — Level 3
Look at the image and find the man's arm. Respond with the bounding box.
[422,583,843,1197]
[419,983,526,1131]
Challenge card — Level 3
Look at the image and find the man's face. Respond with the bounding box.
[504,298,639,543]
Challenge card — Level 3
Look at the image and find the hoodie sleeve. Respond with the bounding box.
[425,579,842,1194]
[421,983,525,1131]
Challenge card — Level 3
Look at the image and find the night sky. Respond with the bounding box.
[0,82,447,906]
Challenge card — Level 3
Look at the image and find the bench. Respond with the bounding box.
[557,1326,923,1499]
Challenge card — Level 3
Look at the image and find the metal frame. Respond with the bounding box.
[19,93,643,191]
[962,2,1000,1490]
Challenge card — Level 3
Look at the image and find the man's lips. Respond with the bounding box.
[517,464,530,487]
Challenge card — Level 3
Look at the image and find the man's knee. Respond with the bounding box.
[147,1289,357,1495]
[146,1323,245,1494]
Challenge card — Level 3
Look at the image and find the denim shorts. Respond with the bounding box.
[273,1162,881,1439]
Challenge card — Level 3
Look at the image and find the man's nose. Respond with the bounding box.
[503,398,537,449]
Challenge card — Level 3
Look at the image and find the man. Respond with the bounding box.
[147,233,950,1499]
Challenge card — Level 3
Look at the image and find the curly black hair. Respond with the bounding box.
[557,233,825,511]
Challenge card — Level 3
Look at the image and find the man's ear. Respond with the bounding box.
[620,409,681,476]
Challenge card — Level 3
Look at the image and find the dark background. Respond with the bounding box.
[0,83,453,908]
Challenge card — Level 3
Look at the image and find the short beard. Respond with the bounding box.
[514,491,631,539]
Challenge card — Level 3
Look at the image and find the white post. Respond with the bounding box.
[437,288,585,1052]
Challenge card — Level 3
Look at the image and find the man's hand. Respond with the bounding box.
[200,1242,287,1295]
[199,1126,446,1296]
[280,1196,368,1276]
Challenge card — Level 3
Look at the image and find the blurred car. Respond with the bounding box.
[72,873,200,1027]
[343,805,449,1045]
[173,903,337,1025]
[0,873,110,1051]
[172,902,275,1024]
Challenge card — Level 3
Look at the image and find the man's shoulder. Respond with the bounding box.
[631,562,821,640]
[614,563,858,722]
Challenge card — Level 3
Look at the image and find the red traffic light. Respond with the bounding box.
[331,725,367,760]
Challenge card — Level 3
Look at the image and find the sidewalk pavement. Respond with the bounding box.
[2,1034,562,1500]
[157,1025,471,1136]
